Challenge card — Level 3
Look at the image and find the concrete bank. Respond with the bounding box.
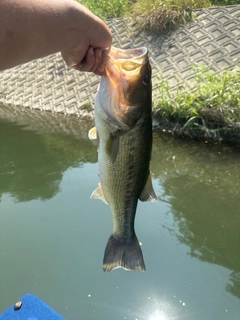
[0,5,240,135]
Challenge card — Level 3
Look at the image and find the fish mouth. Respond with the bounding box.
[101,47,149,122]
[105,47,148,61]
[102,47,148,76]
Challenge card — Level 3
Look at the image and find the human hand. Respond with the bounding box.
[0,1,112,72]
[61,5,112,76]
[62,46,110,76]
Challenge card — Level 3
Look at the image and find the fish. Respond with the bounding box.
[88,46,157,272]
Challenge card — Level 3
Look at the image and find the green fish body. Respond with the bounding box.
[89,47,157,272]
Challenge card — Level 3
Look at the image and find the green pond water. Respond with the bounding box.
[0,114,240,320]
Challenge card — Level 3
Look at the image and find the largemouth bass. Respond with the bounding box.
[89,47,157,272]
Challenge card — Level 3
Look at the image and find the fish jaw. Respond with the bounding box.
[96,47,152,130]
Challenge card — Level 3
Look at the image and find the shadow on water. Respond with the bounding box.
[1,106,240,304]
[152,132,240,300]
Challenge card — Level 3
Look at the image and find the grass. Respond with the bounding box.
[130,0,211,33]
[79,0,240,31]
[154,66,240,140]
[79,0,130,19]
[211,0,240,4]
[131,0,239,33]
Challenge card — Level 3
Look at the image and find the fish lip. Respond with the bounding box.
[105,46,148,61]
[102,47,148,73]
[102,47,148,78]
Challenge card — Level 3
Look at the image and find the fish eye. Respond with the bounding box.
[142,74,150,85]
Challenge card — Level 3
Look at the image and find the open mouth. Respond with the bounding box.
[108,47,148,60]
[102,47,148,80]
[97,47,150,129]
[103,47,148,69]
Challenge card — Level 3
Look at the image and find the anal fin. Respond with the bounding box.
[90,183,108,204]
[139,172,157,202]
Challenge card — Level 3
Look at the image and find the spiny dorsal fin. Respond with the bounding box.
[88,127,97,140]
[139,172,157,202]
[90,183,108,204]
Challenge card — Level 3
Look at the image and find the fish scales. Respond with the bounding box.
[89,46,157,272]
[102,118,152,239]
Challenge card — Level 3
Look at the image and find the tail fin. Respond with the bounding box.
[103,234,146,272]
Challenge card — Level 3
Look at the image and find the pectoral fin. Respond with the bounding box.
[88,127,97,140]
[106,130,120,163]
[139,172,157,202]
[90,183,108,204]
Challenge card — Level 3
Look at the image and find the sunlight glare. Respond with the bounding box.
[149,309,168,320]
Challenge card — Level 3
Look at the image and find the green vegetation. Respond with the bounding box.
[79,0,240,29]
[131,0,239,33]
[131,0,210,33]
[154,66,240,139]
[211,0,239,5]
[78,0,240,140]
[79,0,130,19]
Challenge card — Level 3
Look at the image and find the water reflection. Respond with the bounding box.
[0,118,96,202]
[1,111,240,308]
[151,132,240,300]
[124,296,181,320]
[146,301,178,320]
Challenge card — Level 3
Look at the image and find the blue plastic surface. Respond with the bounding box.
[0,293,65,320]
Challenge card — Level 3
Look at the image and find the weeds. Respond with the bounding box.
[83,100,94,111]
[131,0,212,33]
[80,0,239,33]
[211,0,240,5]
[154,66,240,135]
[80,0,239,21]
[78,0,130,19]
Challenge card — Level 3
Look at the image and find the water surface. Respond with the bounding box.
[0,114,240,320]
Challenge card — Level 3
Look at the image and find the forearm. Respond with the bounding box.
[0,0,110,71]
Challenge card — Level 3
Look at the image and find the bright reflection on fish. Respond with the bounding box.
[89,46,157,272]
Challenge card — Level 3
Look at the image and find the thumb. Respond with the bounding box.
[88,17,112,50]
